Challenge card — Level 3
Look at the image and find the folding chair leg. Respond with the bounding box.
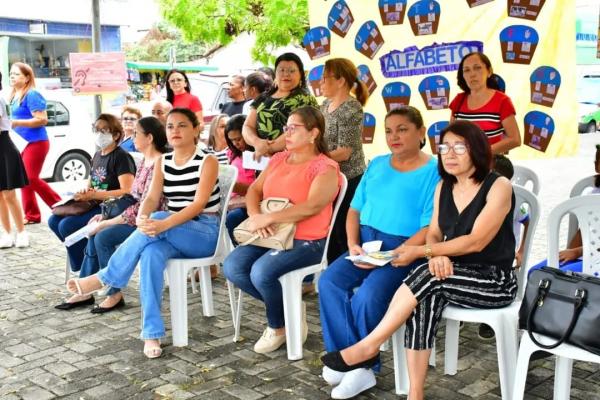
[198,265,214,316]
[167,261,189,347]
[280,273,304,361]
[444,319,460,375]
[227,281,243,342]
[392,326,409,395]
[493,317,518,399]
[554,356,573,400]
[512,335,536,400]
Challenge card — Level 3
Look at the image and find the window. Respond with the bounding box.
[46,101,69,126]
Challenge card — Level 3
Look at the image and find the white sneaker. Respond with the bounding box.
[322,365,345,386]
[0,233,14,249]
[331,368,376,399]
[254,327,286,354]
[14,231,29,248]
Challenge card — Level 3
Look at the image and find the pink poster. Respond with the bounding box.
[69,52,128,94]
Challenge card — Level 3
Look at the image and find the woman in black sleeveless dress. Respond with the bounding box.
[321,120,517,400]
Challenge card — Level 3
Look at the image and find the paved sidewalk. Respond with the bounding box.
[1,133,599,399]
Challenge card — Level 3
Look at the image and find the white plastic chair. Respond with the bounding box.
[166,165,237,347]
[512,195,600,400]
[567,175,596,244]
[512,165,540,195]
[391,186,540,398]
[228,174,347,361]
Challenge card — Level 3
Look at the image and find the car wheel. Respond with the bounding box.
[585,121,597,134]
[54,153,91,182]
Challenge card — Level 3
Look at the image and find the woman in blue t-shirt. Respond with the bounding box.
[48,114,136,275]
[318,106,440,398]
[9,62,61,224]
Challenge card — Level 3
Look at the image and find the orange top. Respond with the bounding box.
[263,151,341,241]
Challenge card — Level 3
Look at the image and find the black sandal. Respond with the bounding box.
[321,350,380,372]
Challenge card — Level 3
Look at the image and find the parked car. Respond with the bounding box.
[577,76,600,134]
[188,73,230,137]
[10,90,95,182]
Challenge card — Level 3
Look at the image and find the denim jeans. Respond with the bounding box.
[225,207,248,244]
[48,207,102,272]
[97,211,219,340]
[79,223,136,296]
[318,225,420,371]
[223,238,325,329]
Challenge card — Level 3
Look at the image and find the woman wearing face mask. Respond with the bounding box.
[48,114,136,273]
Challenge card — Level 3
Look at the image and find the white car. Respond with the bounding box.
[10,90,95,182]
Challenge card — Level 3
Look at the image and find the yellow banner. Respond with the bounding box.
[307,0,576,159]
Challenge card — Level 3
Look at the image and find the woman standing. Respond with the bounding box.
[318,107,439,398]
[224,106,341,354]
[54,116,167,312]
[242,53,318,160]
[0,71,29,248]
[165,69,204,131]
[66,108,221,358]
[319,58,369,262]
[9,62,61,224]
[321,121,517,400]
[48,114,136,272]
[449,52,521,154]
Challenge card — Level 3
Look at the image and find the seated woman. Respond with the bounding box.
[54,116,167,312]
[65,108,221,359]
[318,106,439,399]
[202,114,229,164]
[223,114,256,241]
[223,106,341,354]
[321,120,518,400]
[49,114,136,272]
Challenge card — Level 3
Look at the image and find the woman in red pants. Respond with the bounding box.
[9,62,61,224]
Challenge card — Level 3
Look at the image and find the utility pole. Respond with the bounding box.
[91,0,102,118]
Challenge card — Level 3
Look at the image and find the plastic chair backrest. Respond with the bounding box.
[512,165,540,195]
[320,175,348,266]
[547,195,600,277]
[213,165,238,257]
[567,175,596,244]
[513,185,541,300]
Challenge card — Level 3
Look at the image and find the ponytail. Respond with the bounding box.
[353,78,369,106]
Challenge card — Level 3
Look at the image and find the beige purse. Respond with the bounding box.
[233,197,296,250]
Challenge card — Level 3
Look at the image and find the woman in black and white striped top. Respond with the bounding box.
[64,108,221,359]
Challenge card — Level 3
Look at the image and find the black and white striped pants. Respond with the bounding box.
[403,262,518,350]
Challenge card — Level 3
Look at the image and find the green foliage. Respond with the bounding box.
[158,0,309,64]
[124,22,207,62]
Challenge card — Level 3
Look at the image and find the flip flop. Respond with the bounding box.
[143,342,163,359]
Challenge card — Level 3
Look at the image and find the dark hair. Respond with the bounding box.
[456,52,496,93]
[437,120,491,185]
[137,116,168,153]
[324,58,369,106]
[245,72,273,96]
[96,113,124,143]
[224,114,251,160]
[0,71,2,90]
[167,107,200,128]
[493,154,514,179]
[385,106,426,149]
[289,106,329,155]
[268,52,308,96]
[258,66,275,80]
[231,74,245,87]
[595,144,600,188]
[165,69,192,104]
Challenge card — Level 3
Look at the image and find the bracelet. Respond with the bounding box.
[423,244,433,260]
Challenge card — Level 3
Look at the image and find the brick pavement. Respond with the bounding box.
[1,133,599,400]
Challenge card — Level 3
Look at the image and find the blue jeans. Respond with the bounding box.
[225,207,248,244]
[223,238,325,329]
[97,211,219,340]
[48,207,102,272]
[318,225,419,371]
[79,223,136,296]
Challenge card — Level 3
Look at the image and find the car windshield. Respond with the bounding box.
[577,78,600,104]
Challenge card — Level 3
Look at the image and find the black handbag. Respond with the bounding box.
[518,267,600,355]
[100,194,137,220]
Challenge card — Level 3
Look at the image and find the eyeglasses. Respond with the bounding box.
[282,123,305,134]
[437,143,468,155]
[276,67,298,75]
[122,117,138,122]
[168,78,185,84]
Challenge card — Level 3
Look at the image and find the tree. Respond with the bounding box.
[124,22,208,62]
[158,0,309,64]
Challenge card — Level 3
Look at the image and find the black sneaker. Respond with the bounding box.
[477,323,495,340]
